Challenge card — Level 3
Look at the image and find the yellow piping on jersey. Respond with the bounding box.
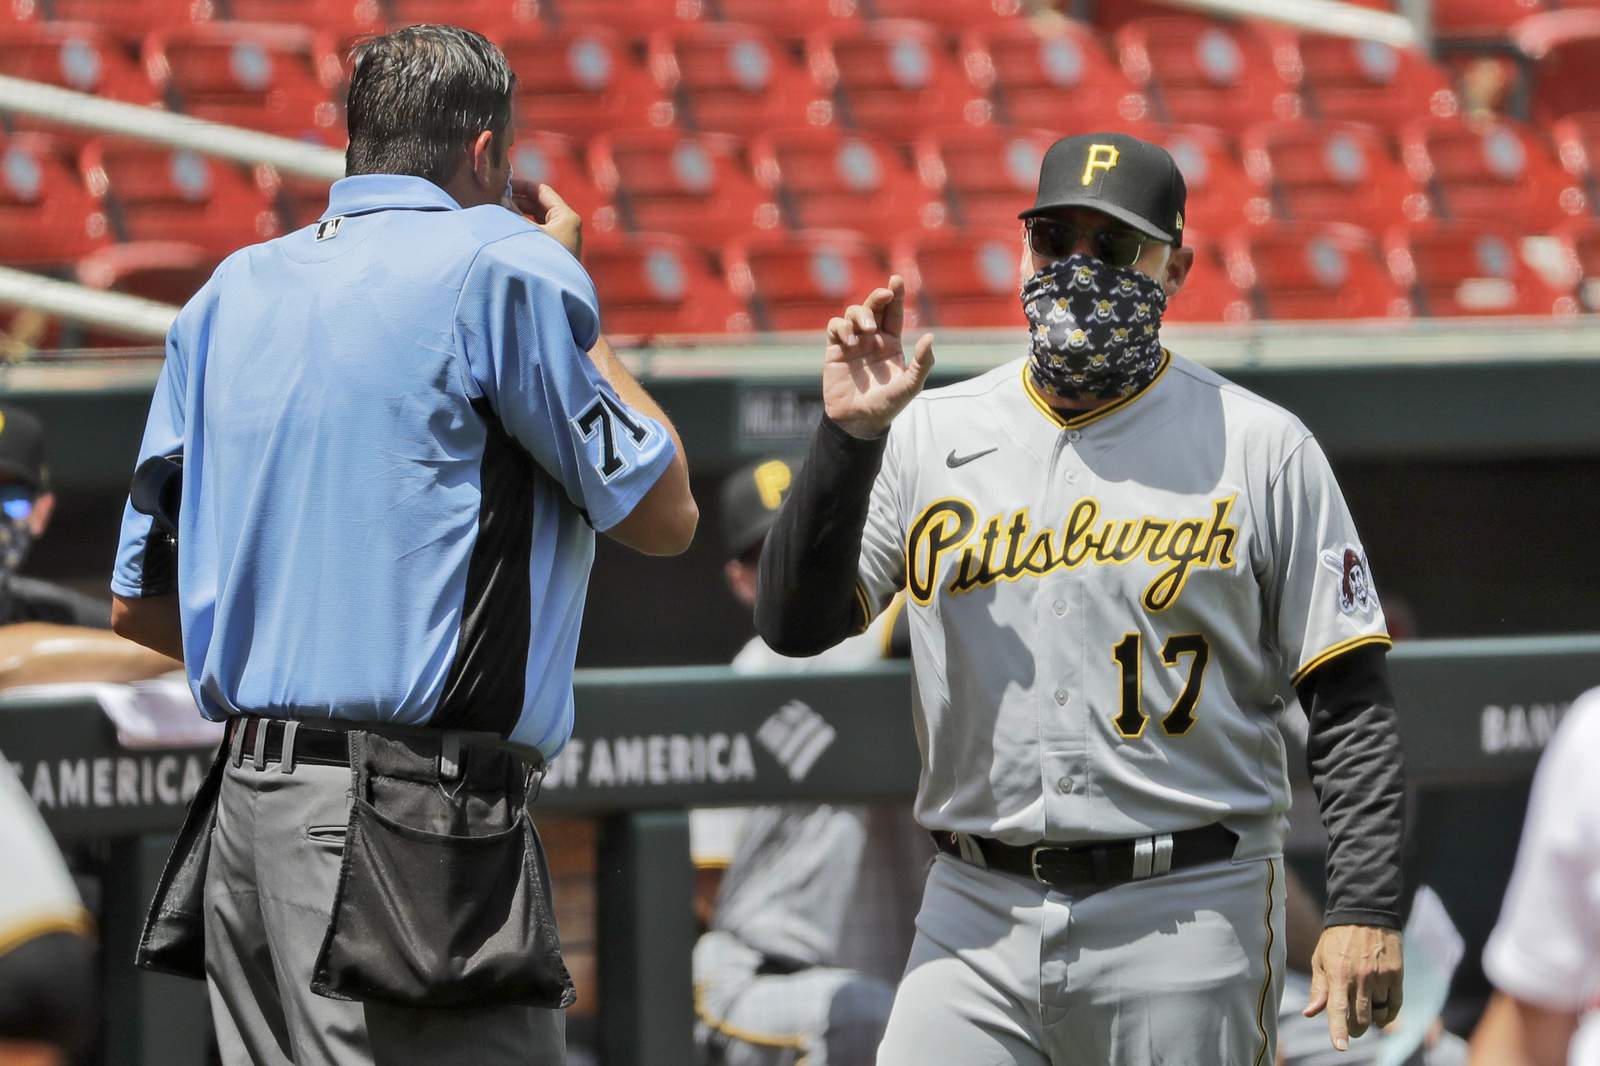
[694,982,809,1051]
[0,908,94,958]
[909,496,1240,611]
[1253,858,1278,1066]
[1290,634,1393,687]
[1020,350,1172,431]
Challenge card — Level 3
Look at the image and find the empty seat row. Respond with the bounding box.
[1,0,1028,39]
[5,113,1597,270]
[66,218,1598,351]
[0,16,1491,143]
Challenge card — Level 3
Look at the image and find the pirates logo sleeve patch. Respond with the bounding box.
[1319,544,1377,616]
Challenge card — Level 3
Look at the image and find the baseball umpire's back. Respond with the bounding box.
[109,25,695,1066]
[111,176,670,754]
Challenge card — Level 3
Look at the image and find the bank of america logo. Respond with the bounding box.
[756,701,836,782]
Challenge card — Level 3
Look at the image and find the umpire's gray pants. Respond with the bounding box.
[204,752,565,1065]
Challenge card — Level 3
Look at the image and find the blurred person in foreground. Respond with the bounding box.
[692,457,929,1066]
[108,24,694,1066]
[0,756,94,1066]
[0,405,108,629]
[1467,687,1600,1066]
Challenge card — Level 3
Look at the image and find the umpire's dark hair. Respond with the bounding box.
[345,25,516,186]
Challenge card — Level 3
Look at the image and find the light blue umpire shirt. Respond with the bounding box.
[111,174,675,759]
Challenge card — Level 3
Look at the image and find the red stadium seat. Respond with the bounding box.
[962,20,1153,132]
[1146,124,1272,236]
[508,130,608,230]
[546,0,706,35]
[1551,111,1600,216]
[894,229,1020,327]
[750,127,942,242]
[43,0,206,37]
[588,128,778,245]
[0,134,110,267]
[870,0,1022,35]
[1115,16,1301,134]
[808,20,988,140]
[1295,34,1458,129]
[1432,0,1547,40]
[79,139,280,254]
[498,27,674,137]
[225,0,380,35]
[1161,242,1252,322]
[1554,216,1600,310]
[0,24,161,106]
[914,125,1056,231]
[1224,223,1410,319]
[583,233,750,335]
[386,0,539,30]
[1241,119,1426,230]
[1086,0,1178,33]
[1511,11,1600,127]
[715,0,860,43]
[1384,222,1577,316]
[649,23,830,137]
[144,24,344,139]
[1400,116,1586,232]
[76,241,217,306]
[726,229,889,330]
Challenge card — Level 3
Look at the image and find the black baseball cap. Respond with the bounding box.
[0,404,46,490]
[1019,132,1188,247]
[720,456,800,560]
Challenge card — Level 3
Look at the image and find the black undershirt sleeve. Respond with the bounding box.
[755,416,888,658]
[1295,644,1407,929]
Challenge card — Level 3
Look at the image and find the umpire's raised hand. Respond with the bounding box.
[823,275,935,439]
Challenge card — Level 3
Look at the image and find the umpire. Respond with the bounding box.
[109,25,696,1065]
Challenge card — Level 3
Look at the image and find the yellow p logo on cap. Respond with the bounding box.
[1081,144,1120,185]
[753,459,792,510]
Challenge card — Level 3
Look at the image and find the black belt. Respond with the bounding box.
[226,716,351,768]
[933,823,1238,891]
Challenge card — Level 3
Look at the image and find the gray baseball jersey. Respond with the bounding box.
[853,352,1390,861]
[709,611,929,983]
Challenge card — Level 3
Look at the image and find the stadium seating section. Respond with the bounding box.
[0,0,1597,343]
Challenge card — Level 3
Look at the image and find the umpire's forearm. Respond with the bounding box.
[1300,646,1407,928]
[756,416,886,657]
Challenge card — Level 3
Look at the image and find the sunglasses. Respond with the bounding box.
[0,486,34,521]
[1025,218,1151,269]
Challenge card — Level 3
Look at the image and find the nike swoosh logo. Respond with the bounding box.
[946,447,998,469]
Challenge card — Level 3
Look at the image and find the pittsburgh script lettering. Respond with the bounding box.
[906,496,1240,611]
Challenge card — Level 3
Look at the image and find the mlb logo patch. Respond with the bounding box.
[315,216,344,242]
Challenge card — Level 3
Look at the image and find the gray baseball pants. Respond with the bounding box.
[203,752,565,1065]
[693,931,896,1066]
[876,851,1285,1066]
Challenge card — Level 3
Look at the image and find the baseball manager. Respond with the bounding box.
[110,24,695,1065]
[757,132,1406,1065]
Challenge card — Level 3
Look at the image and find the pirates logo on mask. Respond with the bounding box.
[1022,254,1168,402]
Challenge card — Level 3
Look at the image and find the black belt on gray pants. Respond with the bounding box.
[223,715,545,777]
[932,823,1238,891]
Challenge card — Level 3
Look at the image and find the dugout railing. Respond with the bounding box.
[3,632,1597,1066]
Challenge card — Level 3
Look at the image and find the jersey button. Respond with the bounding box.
[1054,688,1069,705]
[1056,775,1073,794]
[1064,471,1080,484]
[1052,599,1067,617]
[1067,430,1082,443]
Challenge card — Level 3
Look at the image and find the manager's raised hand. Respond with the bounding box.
[824,275,935,439]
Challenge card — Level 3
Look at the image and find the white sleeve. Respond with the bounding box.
[1483,694,1600,1010]
[1265,435,1391,686]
